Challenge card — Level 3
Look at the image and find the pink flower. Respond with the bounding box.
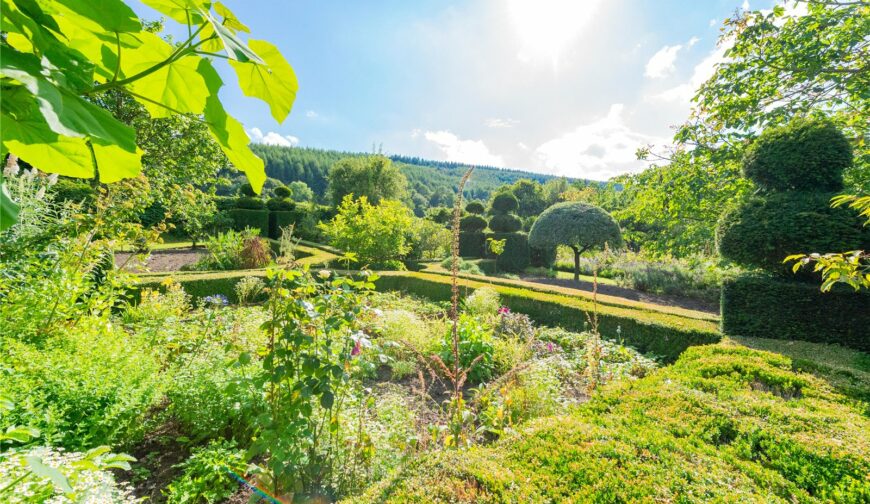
[546,342,554,353]
[351,340,361,356]
[498,306,511,315]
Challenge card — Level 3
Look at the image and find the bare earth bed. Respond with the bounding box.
[115,248,205,273]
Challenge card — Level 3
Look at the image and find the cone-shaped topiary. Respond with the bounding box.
[742,118,852,192]
[529,201,622,281]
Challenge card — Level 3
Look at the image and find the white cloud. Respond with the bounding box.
[709,18,717,27]
[652,40,731,103]
[644,44,683,79]
[742,0,750,11]
[533,104,668,179]
[485,117,520,128]
[687,36,700,48]
[305,110,320,119]
[423,130,505,167]
[248,127,299,148]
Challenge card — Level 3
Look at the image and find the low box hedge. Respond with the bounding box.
[721,274,870,351]
[374,272,720,362]
[227,209,268,236]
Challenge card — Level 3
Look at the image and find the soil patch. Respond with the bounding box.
[116,248,205,273]
[519,275,718,315]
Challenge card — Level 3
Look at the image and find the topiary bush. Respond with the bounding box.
[489,232,530,272]
[721,274,870,351]
[742,118,852,192]
[273,185,292,199]
[488,213,522,233]
[459,232,486,257]
[465,201,485,215]
[460,214,488,233]
[490,193,519,214]
[530,245,556,268]
[235,196,265,209]
[717,192,870,274]
[227,209,268,236]
[266,197,295,211]
[238,182,256,197]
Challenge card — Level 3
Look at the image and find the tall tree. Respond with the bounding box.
[327,155,408,206]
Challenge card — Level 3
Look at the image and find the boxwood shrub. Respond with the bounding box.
[459,232,486,257]
[227,209,268,236]
[235,196,265,209]
[486,232,530,272]
[721,274,870,351]
[488,213,522,233]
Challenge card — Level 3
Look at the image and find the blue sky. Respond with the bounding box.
[133,0,779,180]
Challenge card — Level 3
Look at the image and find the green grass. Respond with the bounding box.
[352,341,870,503]
[549,269,618,285]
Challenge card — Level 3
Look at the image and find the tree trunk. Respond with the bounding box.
[572,246,580,282]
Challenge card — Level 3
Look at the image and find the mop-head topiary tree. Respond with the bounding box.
[529,201,622,281]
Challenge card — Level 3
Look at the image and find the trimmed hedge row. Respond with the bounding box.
[721,274,870,351]
[375,272,720,362]
[227,209,269,236]
[459,232,486,257]
[489,232,529,272]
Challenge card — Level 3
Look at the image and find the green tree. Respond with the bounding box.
[287,180,314,202]
[529,202,623,281]
[509,179,546,217]
[327,155,408,206]
[0,0,298,230]
[320,195,415,267]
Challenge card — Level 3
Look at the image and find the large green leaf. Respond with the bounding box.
[123,32,208,117]
[91,141,143,183]
[140,0,206,24]
[199,59,265,192]
[0,179,20,232]
[54,0,141,33]
[229,39,298,123]
[199,9,263,63]
[25,456,73,494]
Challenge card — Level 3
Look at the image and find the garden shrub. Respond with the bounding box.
[742,118,851,192]
[716,191,869,274]
[164,440,247,504]
[465,201,485,214]
[273,185,292,199]
[438,314,495,384]
[440,256,484,275]
[489,232,530,272]
[238,183,256,197]
[464,287,500,318]
[721,274,870,351]
[266,197,295,211]
[460,214,487,233]
[529,245,556,268]
[488,213,522,233]
[51,178,95,205]
[227,208,268,236]
[458,231,486,257]
[490,193,519,214]
[234,196,265,209]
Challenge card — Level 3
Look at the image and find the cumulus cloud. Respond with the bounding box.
[652,41,729,103]
[423,130,505,167]
[248,127,299,148]
[305,110,320,119]
[645,44,683,79]
[485,118,519,128]
[533,104,668,179]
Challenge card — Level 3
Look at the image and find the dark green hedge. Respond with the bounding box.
[716,192,869,274]
[227,209,268,236]
[487,232,529,272]
[465,201,485,214]
[491,193,519,214]
[721,274,870,351]
[489,213,522,233]
[266,197,295,211]
[235,196,265,209]
[268,210,303,239]
[374,274,720,362]
[530,245,556,268]
[742,118,851,192]
[459,232,486,257]
[460,215,487,233]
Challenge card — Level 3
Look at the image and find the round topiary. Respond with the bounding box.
[239,183,257,197]
[235,196,265,209]
[460,214,488,233]
[716,191,869,274]
[488,213,522,233]
[266,197,296,211]
[490,193,519,214]
[273,185,292,198]
[742,118,852,192]
[465,201,485,215]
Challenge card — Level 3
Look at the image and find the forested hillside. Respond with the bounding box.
[250,144,575,209]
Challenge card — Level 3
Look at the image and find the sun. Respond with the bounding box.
[507,0,602,67]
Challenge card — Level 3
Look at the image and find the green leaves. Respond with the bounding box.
[25,456,74,494]
[230,40,298,122]
[0,0,298,231]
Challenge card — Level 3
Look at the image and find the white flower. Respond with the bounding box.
[35,186,46,200]
[3,156,19,177]
[23,168,37,181]
[47,173,59,186]
[317,269,331,279]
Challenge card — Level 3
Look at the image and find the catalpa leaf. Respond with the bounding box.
[1,108,94,177]
[214,1,249,32]
[0,179,20,232]
[199,59,266,192]
[91,141,143,183]
[123,32,208,117]
[54,0,141,33]
[229,39,298,123]
[140,0,206,25]
[199,8,263,63]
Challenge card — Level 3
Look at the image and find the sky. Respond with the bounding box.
[132,0,780,181]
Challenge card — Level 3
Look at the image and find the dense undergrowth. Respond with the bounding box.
[353,342,870,503]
